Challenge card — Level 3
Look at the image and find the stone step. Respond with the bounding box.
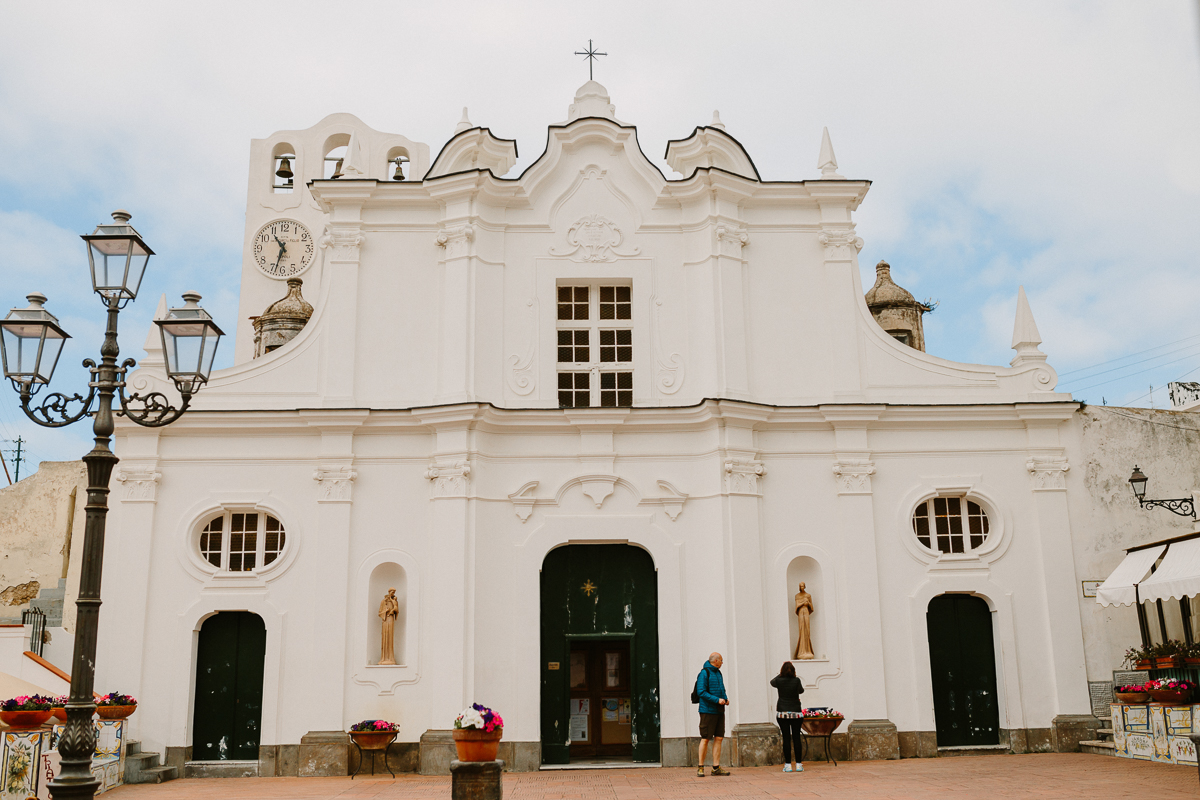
[1080,740,1117,756]
[140,766,179,783]
[125,740,142,757]
[125,751,163,783]
[937,745,1010,757]
[184,760,260,779]
[1096,727,1115,739]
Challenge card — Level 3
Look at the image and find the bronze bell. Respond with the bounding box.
[275,157,294,181]
[392,159,405,181]
[330,158,344,179]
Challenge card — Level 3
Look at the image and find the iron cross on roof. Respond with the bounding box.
[575,39,607,81]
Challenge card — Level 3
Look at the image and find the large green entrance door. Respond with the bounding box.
[540,544,659,764]
[192,612,266,761]
[926,594,1000,746]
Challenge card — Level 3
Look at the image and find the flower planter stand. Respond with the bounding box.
[349,731,399,779]
[1115,692,1151,704]
[800,717,844,766]
[96,705,136,720]
[452,728,503,762]
[0,709,53,729]
[1149,690,1191,705]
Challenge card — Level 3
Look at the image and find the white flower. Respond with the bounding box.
[458,707,485,729]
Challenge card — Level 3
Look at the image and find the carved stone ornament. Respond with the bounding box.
[1027,457,1069,491]
[506,298,538,396]
[313,466,357,502]
[436,224,475,259]
[549,214,640,262]
[116,466,161,502]
[425,460,471,497]
[818,228,864,260]
[833,459,875,494]
[724,459,766,495]
[318,224,366,262]
[716,224,749,258]
[652,296,685,395]
[509,480,540,522]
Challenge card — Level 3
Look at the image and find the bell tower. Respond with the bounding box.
[864,260,932,351]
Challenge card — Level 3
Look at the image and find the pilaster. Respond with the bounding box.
[812,184,869,399]
[314,182,372,406]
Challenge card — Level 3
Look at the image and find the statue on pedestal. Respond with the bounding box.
[379,588,399,665]
[793,582,815,660]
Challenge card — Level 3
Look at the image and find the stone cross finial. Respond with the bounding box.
[1010,286,1046,364]
[818,127,844,179]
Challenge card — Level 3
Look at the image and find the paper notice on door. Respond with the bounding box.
[603,699,619,721]
[570,698,589,715]
[618,698,631,724]
[569,714,589,742]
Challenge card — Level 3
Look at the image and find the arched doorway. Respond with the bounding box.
[192,612,267,761]
[540,544,660,765]
[926,594,1000,746]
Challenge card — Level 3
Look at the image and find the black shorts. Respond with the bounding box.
[699,712,725,739]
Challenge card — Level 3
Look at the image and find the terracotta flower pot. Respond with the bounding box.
[452,727,503,762]
[1155,657,1182,669]
[350,730,397,750]
[51,707,67,722]
[1135,659,1153,670]
[1185,658,1200,667]
[96,705,136,720]
[1149,690,1190,705]
[0,709,53,729]
[800,717,844,736]
[1115,692,1151,704]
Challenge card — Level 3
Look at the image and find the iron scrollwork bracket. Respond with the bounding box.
[16,358,98,428]
[1141,497,1197,518]
[116,358,192,427]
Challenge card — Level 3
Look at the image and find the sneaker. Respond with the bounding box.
[696,766,705,778]
[711,766,732,776]
[796,764,804,772]
[782,765,793,773]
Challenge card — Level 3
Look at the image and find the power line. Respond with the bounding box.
[1068,352,1200,393]
[1060,341,1200,387]
[1116,364,1200,407]
[1058,332,1200,378]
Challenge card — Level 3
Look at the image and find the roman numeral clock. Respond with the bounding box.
[253,219,315,278]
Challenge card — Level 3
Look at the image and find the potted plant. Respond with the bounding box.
[799,707,845,736]
[50,695,69,722]
[1147,678,1195,705]
[0,695,54,729]
[1185,641,1200,667]
[452,703,504,762]
[1115,684,1151,704]
[349,719,398,750]
[95,692,137,720]
[1124,645,1153,671]
[1153,640,1186,669]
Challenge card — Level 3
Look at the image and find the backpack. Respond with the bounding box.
[690,669,705,704]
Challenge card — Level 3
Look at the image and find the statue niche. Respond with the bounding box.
[793,582,815,660]
[367,562,407,666]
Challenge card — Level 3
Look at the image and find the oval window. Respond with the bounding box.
[199,511,287,572]
[912,497,989,554]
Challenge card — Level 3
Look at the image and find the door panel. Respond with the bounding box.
[926,594,1000,747]
[568,640,632,758]
[192,612,266,761]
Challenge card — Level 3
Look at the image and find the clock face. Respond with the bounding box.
[252,219,315,279]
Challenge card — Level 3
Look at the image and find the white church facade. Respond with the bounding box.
[95,81,1099,774]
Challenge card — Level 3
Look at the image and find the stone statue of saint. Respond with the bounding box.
[793,582,815,660]
[379,588,399,665]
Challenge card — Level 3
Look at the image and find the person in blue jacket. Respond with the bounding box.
[696,652,731,777]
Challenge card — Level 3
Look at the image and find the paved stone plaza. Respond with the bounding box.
[107,754,1197,799]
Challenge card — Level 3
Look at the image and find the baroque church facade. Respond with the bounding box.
[98,81,1097,773]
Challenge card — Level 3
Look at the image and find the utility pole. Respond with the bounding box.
[9,436,24,482]
[0,445,10,485]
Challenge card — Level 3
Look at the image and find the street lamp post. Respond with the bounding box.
[0,211,223,800]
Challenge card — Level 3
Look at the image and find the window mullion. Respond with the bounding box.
[221,512,231,570]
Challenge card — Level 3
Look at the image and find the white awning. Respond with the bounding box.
[1095,545,1166,607]
[1139,539,1200,603]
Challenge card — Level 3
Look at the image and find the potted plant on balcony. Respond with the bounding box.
[1115,683,1151,704]
[95,692,137,720]
[1124,645,1153,671]
[0,695,54,729]
[1185,641,1200,668]
[799,707,845,736]
[452,703,504,762]
[1153,640,1186,669]
[349,719,399,750]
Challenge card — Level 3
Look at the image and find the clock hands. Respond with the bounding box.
[273,235,287,271]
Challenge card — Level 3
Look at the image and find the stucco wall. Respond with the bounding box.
[1067,406,1200,680]
[0,461,87,631]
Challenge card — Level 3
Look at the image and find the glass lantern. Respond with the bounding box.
[156,292,224,394]
[0,293,70,392]
[81,210,154,304]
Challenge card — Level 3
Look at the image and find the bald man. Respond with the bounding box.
[695,652,731,777]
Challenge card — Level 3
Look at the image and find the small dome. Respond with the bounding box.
[259,278,313,322]
[865,261,924,310]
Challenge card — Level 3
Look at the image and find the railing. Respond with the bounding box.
[22,607,46,657]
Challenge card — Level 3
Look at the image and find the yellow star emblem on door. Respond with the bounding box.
[581,580,597,597]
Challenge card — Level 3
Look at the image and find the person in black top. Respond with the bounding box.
[770,661,805,773]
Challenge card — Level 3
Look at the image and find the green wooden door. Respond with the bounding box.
[192,612,267,761]
[540,544,659,764]
[926,594,1000,747]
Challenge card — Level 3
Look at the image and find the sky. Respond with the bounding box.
[0,1,1198,477]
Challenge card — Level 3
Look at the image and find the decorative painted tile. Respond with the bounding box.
[1170,735,1197,763]
[1122,705,1150,731]
[2,730,44,800]
[1126,732,1154,759]
[1166,706,1193,734]
[94,721,122,759]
